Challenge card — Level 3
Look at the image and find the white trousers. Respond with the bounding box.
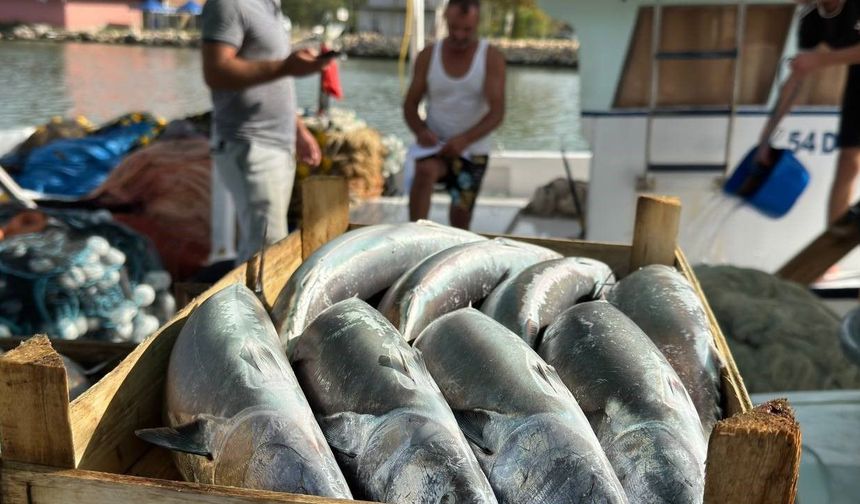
[212,138,295,263]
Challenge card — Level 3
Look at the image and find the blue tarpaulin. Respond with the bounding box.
[14,114,163,197]
[176,1,202,15]
[137,0,173,14]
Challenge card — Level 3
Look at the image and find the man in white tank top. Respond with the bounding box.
[403,0,506,229]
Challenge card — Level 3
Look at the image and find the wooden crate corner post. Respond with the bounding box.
[301,176,350,261]
[704,399,802,504]
[630,194,682,271]
[0,335,76,468]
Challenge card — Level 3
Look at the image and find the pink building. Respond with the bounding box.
[0,0,143,31]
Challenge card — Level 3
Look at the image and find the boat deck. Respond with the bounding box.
[350,194,585,239]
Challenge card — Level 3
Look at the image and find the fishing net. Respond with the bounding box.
[0,207,176,343]
[90,136,212,281]
[695,264,860,393]
[289,109,404,227]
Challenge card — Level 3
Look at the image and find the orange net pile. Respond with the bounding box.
[89,138,212,280]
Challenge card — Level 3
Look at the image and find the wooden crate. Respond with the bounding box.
[0,189,800,504]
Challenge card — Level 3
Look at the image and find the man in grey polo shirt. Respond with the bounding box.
[202,0,332,262]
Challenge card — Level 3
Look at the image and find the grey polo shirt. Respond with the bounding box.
[201,0,296,149]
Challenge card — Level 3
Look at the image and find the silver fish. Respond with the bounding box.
[136,284,352,499]
[291,298,497,504]
[606,265,723,434]
[539,301,707,504]
[481,257,614,347]
[273,220,485,350]
[379,239,562,342]
[414,308,627,504]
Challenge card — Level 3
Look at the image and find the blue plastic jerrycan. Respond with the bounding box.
[723,147,810,218]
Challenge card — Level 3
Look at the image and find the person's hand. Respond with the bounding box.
[439,135,469,158]
[296,123,322,167]
[282,48,330,77]
[417,128,440,147]
[755,143,775,168]
[791,52,825,76]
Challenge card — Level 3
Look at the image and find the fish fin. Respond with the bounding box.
[524,318,541,345]
[377,347,416,385]
[240,338,289,377]
[453,409,494,455]
[531,359,565,396]
[592,269,617,300]
[135,417,217,460]
[318,411,376,459]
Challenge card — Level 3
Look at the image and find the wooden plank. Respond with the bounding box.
[0,337,135,368]
[1,462,370,504]
[630,195,681,272]
[615,4,795,108]
[675,248,752,416]
[777,203,860,284]
[658,59,735,107]
[660,5,737,53]
[301,176,350,261]
[657,5,736,107]
[0,336,75,468]
[497,234,632,278]
[68,233,303,473]
[739,5,794,105]
[220,232,304,312]
[614,6,653,108]
[704,399,801,504]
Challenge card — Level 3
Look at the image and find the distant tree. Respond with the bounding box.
[282,0,367,30]
[480,0,560,39]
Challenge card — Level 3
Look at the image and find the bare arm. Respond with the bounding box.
[793,42,860,73]
[296,115,321,167]
[403,46,438,146]
[456,46,507,146]
[202,42,327,91]
[759,71,806,146]
[756,41,860,163]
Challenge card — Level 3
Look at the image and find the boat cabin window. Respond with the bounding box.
[614,4,844,109]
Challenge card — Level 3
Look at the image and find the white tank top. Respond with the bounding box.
[425,39,491,156]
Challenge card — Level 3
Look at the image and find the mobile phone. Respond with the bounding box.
[317,50,342,61]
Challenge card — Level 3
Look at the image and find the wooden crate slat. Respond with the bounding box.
[704,399,801,504]
[2,462,368,504]
[675,248,752,415]
[0,337,136,368]
[301,176,350,261]
[0,337,76,468]
[215,231,304,312]
[495,235,633,278]
[630,195,681,271]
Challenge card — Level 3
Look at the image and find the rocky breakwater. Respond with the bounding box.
[1,24,200,48]
[1,25,578,67]
[342,32,578,67]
